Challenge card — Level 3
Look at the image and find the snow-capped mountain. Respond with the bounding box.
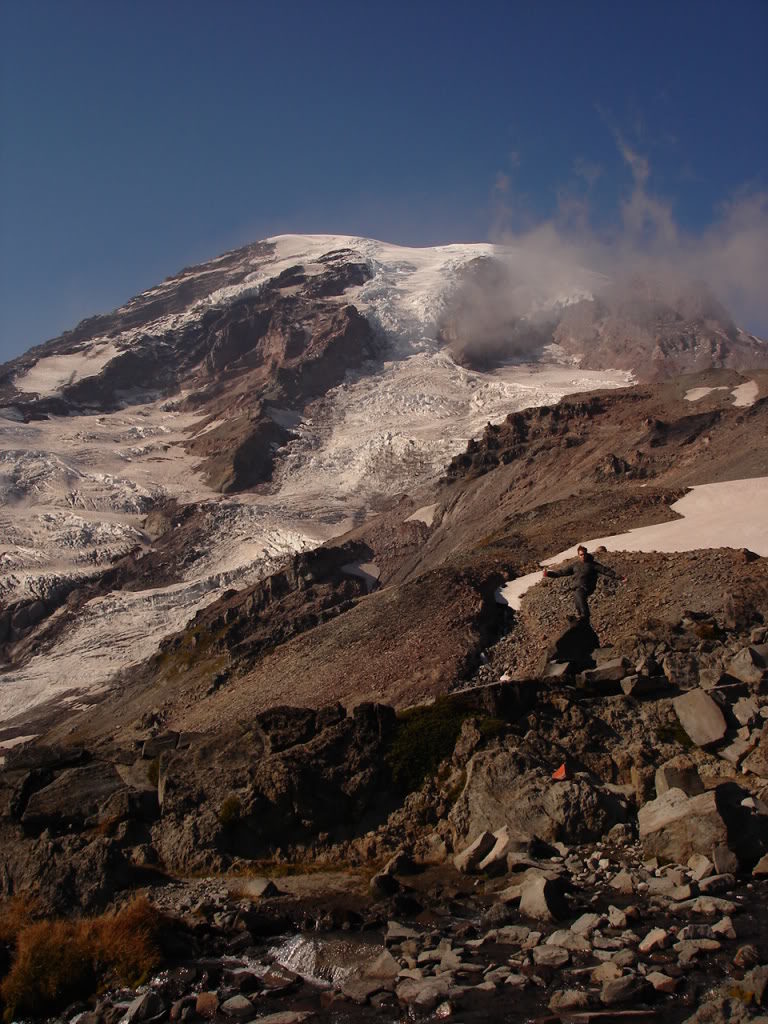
[0,234,764,740]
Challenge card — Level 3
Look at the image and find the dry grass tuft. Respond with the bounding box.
[0,897,165,1022]
[0,896,42,946]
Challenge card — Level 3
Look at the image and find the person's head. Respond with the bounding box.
[577,545,588,560]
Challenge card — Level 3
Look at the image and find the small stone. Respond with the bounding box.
[549,989,590,1011]
[571,912,604,935]
[518,875,569,922]
[647,971,679,993]
[607,905,627,929]
[545,929,591,951]
[220,995,254,1018]
[386,921,420,945]
[612,949,637,968]
[609,870,635,894]
[195,993,219,1019]
[592,962,622,983]
[712,845,739,875]
[687,853,714,881]
[532,945,570,968]
[638,928,669,953]
[601,974,645,1005]
[454,831,496,873]
[122,993,166,1024]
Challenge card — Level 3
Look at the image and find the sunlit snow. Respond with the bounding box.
[497,477,768,610]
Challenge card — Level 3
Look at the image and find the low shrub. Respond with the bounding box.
[656,722,694,749]
[0,897,40,946]
[387,699,473,794]
[0,897,164,1022]
[219,794,242,826]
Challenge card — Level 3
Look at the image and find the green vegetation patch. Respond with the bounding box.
[219,794,242,826]
[386,698,505,794]
[656,722,694,749]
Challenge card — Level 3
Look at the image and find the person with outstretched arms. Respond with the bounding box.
[542,545,625,623]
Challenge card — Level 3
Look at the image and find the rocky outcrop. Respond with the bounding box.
[638,784,768,868]
[449,743,631,848]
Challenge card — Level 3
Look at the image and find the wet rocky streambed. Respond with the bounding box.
[56,840,768,1024]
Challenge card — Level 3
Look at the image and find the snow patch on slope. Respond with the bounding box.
[16,342,120,397]
[498,477,768,610]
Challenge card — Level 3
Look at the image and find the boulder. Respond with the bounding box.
[733,696,760,727]
[449,745,629,848]
[546,619,600,668]
[21,762,130,834]
[395,978,452,1011]
[582,658,628,684]
[673,690,727,747]
[454,831,496,873]
[621,675,668,697]
[601,975,648,1005]
[742,724,768,778]
[476,825,515,874]
[639,783,768,868]
[728,647,768,687]
[655,756,705,797]
[518,875,569,922]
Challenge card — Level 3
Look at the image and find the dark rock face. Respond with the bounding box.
[153,702,400,871]
[21,762,129,834]
[449,743,630,847]
[546,619,600,670]
[1,244,375,493]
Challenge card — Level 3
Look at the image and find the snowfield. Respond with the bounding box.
[497,477,768,610]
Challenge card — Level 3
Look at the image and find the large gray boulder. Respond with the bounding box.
[728,646,768,687]
[673,690,727,747]
[638,783,768,868]
[20,762,143,834]
[449,743,630,847]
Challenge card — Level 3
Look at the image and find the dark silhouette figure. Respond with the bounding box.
[542,545,624,623]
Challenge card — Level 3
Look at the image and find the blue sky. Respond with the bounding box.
[1,0,767,361]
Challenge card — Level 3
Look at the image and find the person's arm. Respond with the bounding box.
[594,561,626,582]
[543,564,574,578]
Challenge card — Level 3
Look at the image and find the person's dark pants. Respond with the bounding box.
[574,587,590,622]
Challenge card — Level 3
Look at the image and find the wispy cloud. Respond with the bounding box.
[487,135,768,335]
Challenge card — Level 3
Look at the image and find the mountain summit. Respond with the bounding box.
[0,235,765,738]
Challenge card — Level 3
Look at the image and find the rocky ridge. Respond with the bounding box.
[2,591,768,1022]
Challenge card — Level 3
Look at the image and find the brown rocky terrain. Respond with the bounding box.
[21,368,762,748]
[2,571,768,1023]
[1,330,768,1022]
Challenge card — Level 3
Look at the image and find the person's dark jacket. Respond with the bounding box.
[545,553,617,595]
